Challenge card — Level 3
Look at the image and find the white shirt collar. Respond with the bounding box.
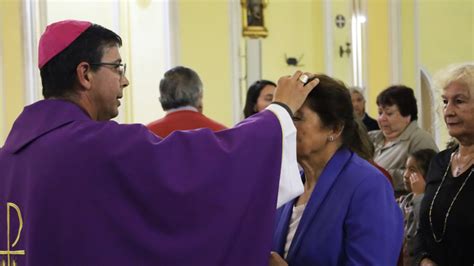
[166,106,199,114]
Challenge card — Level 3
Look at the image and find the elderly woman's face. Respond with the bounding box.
[442,81,474,140]
[351,92,365,118]
[293,104,333,160]
[377,105,411,141]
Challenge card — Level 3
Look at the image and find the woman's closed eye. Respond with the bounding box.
[292,116,302,122]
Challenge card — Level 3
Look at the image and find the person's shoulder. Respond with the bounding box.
[423,148,451,183]
[406,123,438,148]
[146,116,167,129]
[411,125,434,138]
[431,148,451,166]
[368,128,382,136]
[403,122,430,141]
[340,155,395,202]
[344,153,391,187]
[365,113,377,123]
[368,129,383,142]
[200,113,227,130]
[74,120,156,146]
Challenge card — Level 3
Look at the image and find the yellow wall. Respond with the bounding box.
[1,0,472,143]
[177,0,233,127]
[366,0,390,116]
[419,0,473,75]
[0,0,25,145]
[419,0,474,147]
[261,0,324,82]
[330,0,352,84]
[400,0,416,89]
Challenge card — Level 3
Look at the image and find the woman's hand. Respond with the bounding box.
[269,251,288,266]
[420,257,437,266]
[410,172,426,195]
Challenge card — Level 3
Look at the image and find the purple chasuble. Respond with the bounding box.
[0,99,283,265]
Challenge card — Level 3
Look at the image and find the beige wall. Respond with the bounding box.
[419,0,473,75]
[261,0,324,83]
[419,0,474,147]
[400,0,416,89]
[366,0,390,116]
[0,0,24,145]
[1,0,472,145]
[330,0,352,85]
[177,1,233,127]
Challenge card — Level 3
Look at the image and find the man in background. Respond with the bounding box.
[350,87,379,131]
[147,66,226,137]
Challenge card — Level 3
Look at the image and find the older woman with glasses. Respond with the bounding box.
[416,63,474,266]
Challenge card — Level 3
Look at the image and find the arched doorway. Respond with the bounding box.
[420,67,442,147]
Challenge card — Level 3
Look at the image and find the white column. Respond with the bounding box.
[246,39,262,87]
[324,0,334,76]
[22,0,43,104]
[229,0,243,124]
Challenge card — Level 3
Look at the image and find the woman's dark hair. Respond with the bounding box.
[409,149,437,178]
[376,85,418,121]
[40,24,122,98]
[305,74,373,159]
[243,79,276,118]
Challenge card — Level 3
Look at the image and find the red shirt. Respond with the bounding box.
[147,110,227,138]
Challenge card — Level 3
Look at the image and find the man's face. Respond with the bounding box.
[89,45,129,121]
[351,92,365,118]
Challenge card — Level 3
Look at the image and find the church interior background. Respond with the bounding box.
[0,0,473,148]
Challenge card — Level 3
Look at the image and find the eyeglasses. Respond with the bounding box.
[90,62,127,78]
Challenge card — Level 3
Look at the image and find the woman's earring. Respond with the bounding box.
[328,136,334,142]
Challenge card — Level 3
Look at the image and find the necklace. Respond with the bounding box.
[452,150,474,177]
[429,153,473,243]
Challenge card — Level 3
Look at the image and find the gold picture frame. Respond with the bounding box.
[241,0,268,38]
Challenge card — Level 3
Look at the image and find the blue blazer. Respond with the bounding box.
[272,148,403,265]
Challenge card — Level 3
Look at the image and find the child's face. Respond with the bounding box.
[403,156,422,192]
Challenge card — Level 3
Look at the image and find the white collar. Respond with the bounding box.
[166,106,199,114]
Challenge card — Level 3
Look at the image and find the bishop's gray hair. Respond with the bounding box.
[159,66,203,111]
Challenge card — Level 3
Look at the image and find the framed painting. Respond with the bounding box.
[241,0,268,38]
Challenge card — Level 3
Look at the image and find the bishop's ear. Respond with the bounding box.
[76,62,93,90]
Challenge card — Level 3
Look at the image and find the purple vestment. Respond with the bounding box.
[0,99,283,265]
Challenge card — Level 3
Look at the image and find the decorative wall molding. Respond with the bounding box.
[323,0,334,76]
[0,20,5,143]
[229,0,243,124]
[22,0,44,104]
[166,0,180,68]
[414,0,424,127]
[389,0,401,84]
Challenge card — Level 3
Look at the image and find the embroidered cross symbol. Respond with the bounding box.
[0,203,25,266]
